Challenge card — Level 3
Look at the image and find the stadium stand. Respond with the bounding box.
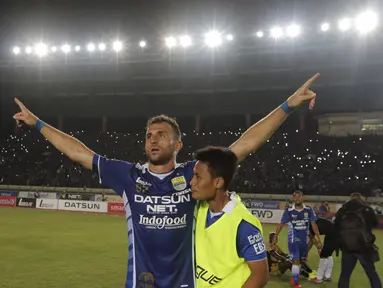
[1,115,382,197]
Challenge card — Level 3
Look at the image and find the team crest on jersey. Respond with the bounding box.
[292,214,297,220]
[138,272,154,288]
[171,176,187,191]
[304,212,308,219]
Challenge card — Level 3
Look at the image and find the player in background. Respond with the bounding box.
[272,191,322,288]
[267,232,316,280]
[191,146,269,287]
[13,74,319,288]
[308,217,337,283]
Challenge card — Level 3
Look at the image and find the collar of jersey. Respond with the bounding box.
[142,163,181,177]
[291,204,306,211]
[208,192,237,216]
[222,192,237,215]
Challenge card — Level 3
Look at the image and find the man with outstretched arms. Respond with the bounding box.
[13,73,319,287]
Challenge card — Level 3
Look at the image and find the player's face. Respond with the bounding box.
[293,192,303,205]
[145,123,181,165]
[190,161,219,201]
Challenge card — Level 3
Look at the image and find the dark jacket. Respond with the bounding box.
[334,199,378,243]
[309,217,336,236]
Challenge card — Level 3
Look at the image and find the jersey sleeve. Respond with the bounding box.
[309,207,318,222]
[236,220,267,262]
[281,209,291,224]
[92,154,134,196]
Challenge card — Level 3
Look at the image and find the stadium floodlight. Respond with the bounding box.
[179,35,192,47]
[75,45,81,52]
[112,41,123,52]
[61,44,71,54]
[286,24,301,37]
[256,31,264,38]
[226,34,234,41]
[34,43,48,57]
[321,22,330,32]
[338,18,352,31]
[355,11,378,33]
[270,26,284,39]
[98,43,106,51]
[51,46,57,52]
[204,30,222,48]
[87,43,95,52]
[165,36,177,48]
[25,46,32,54]
[12,46,20,55]
[139,41,146,48]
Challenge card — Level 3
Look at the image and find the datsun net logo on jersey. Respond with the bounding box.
[291,213,309,231]
[135,188,192,229]
[134,189,191,214]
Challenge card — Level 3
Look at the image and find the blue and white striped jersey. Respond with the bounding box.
[281,204,317,244]
[93,154,197,288]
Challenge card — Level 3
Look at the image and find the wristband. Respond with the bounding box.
[35,119,46,132]
[280,101,294,114]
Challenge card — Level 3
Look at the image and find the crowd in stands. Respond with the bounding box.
[1,115,383,197]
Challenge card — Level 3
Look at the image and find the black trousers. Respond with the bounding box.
[338,249,382,288]
[320,235,338,258]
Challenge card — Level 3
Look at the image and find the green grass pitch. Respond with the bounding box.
[0,208,382,288]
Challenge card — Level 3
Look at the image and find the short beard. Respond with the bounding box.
[147,154,173,166]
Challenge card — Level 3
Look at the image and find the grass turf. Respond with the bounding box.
[0,207,382,288]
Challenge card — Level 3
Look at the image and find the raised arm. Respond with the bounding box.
[229,73,320,162]
[13,98,95,170]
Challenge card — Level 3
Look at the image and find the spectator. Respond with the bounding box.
[319,201,330,216]
[1,116,383,196]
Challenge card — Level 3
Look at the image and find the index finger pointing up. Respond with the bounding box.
[302,73,320,91]
[14,98,26,111]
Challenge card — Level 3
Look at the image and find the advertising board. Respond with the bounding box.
[0,191,17,197]
[0,196,16,207]
[58,200,107,213]
[36,199,59,210]
[16,198,36,208]
[250,209,284,224]
[108,202,125,215]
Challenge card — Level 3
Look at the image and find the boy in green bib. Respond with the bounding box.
[190,146,269,288]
